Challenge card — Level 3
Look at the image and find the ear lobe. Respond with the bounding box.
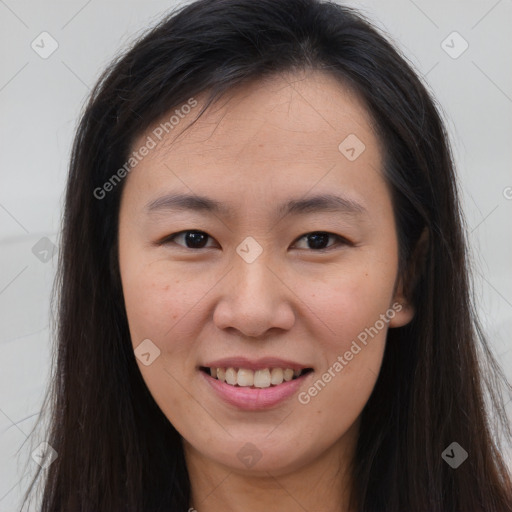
[388,282,415,328]
[389,227,429,328]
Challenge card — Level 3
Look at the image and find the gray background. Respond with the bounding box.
[0,0,511,510]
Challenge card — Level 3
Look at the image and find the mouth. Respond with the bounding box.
[199,363,315,410]
[199,366,314,389]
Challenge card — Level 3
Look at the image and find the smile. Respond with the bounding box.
[200,366,313,388]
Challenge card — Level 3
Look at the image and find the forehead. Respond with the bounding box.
[148,70,376,153]
[122,70,385,216]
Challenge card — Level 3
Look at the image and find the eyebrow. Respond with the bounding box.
[145,192,367,218]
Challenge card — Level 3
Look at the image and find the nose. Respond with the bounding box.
[213,254,296,339]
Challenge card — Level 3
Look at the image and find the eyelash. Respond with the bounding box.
[158,230,353,252]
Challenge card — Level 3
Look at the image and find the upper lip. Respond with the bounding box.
[201,357,313,371]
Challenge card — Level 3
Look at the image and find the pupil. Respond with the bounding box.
[308,232,329,250]
[186,231,208,248]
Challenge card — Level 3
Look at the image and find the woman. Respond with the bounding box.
[23,0,512,510]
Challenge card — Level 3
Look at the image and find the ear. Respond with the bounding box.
[389,227,429,328]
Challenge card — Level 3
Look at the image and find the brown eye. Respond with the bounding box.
[163,230,216,249]
[293,232,350,251]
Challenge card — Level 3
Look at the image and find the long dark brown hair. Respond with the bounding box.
[22,0,512,510]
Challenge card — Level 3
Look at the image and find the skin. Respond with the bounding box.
[118,69,415,512]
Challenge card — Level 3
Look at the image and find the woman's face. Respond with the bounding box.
[118,70,414,477]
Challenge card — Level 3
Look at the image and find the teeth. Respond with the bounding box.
[270,368,284,385]
[254,369,271,388]
[237,368,254,387]
[207,366,308,388]
[225,367,237,385]
[283,369,294,381]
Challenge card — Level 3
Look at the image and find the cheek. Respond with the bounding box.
[120,261,205,418]
[312,289,389,381]
[297,277,391,439]
[296,254,396,408]
[306,260,397,347]
[121,260,210,347]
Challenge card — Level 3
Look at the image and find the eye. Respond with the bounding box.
[292,231,351,251]
[159,230,350,252]
[161,230,217,249]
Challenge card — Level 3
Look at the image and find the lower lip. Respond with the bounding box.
[200,370,312,411]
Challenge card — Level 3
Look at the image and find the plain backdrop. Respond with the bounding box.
[0,0,511,510]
